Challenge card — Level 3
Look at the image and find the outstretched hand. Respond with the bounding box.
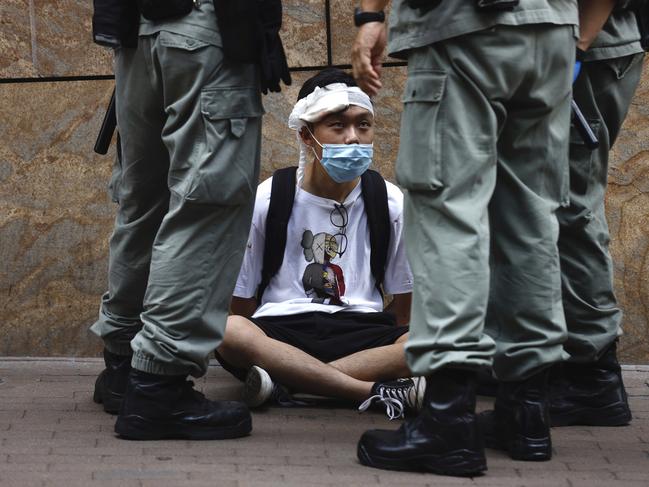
[351,22,387,97]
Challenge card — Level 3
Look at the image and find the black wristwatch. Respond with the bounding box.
[576,47,587,62]
[354,7,385,27]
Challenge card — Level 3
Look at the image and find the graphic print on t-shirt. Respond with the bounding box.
[300,230,346,305]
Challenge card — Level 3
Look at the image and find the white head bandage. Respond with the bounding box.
[288,83,374,186]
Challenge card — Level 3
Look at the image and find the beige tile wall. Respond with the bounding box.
[1,80,114,355]
[0,2,648,362]
[608,69,649,363]
[1,0,36,78]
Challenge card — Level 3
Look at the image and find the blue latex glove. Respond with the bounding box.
[573,60,582,83]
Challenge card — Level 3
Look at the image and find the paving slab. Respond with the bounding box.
[0,358,647,486]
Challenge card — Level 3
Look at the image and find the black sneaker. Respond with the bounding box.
[115,370,252,440]
[241,366,274,407]
[358,377,426,420]
[242,366,315,408]
[93,349,131,414]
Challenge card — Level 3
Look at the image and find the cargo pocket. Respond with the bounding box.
[157,30,210,51]
[568,118,600,197]
[184,85,263,205]
[396,70,447,191]
[605,53,642,80]
[561,118,601,225]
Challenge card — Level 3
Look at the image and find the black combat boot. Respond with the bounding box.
[550,341,631,426]
[93,349,131,414]
[357,368,486,477]
[114,369,252,440]
[475,367,498,397]
[480,369,552,461]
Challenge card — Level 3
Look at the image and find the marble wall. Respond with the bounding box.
[1,2,648,362]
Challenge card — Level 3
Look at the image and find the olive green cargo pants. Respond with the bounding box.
[558,52,644,363]
[397,24,575,381]
[90,27,263,377]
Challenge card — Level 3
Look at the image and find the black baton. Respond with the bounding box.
[94,89,117,155]
[571,100,599,151]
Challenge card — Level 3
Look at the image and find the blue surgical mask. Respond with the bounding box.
[308,131,374,183]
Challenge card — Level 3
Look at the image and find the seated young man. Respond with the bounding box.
[216,68,421,419]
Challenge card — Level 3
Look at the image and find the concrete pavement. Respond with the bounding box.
[0,358,647,487]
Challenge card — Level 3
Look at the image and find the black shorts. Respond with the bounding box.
[215,311,408,381]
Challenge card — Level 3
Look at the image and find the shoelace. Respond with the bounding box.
[358,393,406,420]
[385,380,415,405]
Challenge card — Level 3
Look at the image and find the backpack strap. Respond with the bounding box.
[257,166,298,301]
[258,167,390,300]
[360,169,390,294]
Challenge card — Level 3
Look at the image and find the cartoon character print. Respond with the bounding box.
[301,230,346,305]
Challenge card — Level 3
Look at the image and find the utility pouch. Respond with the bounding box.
[475,0,519,11]
[92,0,139,48]
[213,0,259,63]
[404,0,442,13]
[137,0,193,21]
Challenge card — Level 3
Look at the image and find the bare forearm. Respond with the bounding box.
[360,0,389,12]
[384,293,412,326]
[353,0,390,95]
[577,0,616,50]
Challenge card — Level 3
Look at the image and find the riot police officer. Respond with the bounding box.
[351,0,617,476]
[91,0,288,440]
[551,2,645,428]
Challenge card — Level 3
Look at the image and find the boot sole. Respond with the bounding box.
[357,444,487,477]
[485,433,551,462]
[114,414,252,441]
[551,403,631,427]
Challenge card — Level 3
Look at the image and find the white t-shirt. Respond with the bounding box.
[234,176,413,318]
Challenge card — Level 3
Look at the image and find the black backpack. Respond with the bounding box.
[257,166,391,301]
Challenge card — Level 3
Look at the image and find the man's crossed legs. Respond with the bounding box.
[216,311,425,418]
